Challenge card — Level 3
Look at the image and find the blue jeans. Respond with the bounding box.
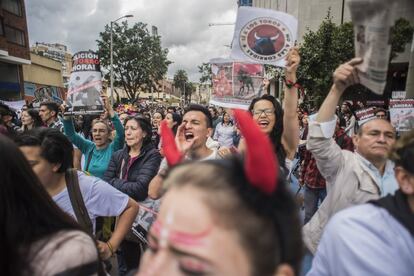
[304,186,327,224]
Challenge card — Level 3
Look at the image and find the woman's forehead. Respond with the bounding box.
[93,122,107,129]
[254,99,273,108]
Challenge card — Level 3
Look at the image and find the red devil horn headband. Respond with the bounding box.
[233,109,278,194]
[160,120,183,166]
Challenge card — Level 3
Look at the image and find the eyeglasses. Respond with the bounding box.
[252,108,275,116]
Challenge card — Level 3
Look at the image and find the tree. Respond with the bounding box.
[173,69,192,105]
[198,63,212,85]
[185,82,196,103]
[298,10,413,108]
[297,11,354,108]
[97,21,171,102]
[390,18,414,61]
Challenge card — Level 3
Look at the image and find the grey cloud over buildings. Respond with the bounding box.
[26,0,238,81]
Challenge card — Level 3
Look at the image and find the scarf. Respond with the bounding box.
[370,189,414,236]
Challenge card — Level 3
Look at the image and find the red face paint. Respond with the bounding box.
[151,219,212,247]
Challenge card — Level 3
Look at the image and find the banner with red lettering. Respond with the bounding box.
[389,99,414,132]
[65,51,104,115]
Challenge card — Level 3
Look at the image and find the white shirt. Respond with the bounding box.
[213,122,235,148]
[53,171,129,232]
[309,204,414,276]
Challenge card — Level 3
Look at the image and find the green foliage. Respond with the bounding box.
[97,21,171,101]
[390,18,414,61]
[173,69,193,104]
[298,11,413,108]
[297,11,354,107]
[198,63,212,85]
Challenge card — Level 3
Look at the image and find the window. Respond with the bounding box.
[5,26,25,46]
[0,62,19,83]
[239,0,253,6]
[3,0,22,16]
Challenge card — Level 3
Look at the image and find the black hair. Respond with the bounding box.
[39,101,60,117]
[152,111,165,120]
[184,104,213,128]
[0,134,83,276]
[208,106,218,117]
[337,114,347,129]
[221,111,233,126]
[15,128,74,173]
[164,156,303,276]
[249,95,287,170]
[22,109,43,130]
[167,106,177,113]
[124,115,153,147]
[168,112,182,135]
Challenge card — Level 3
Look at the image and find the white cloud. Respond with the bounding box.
[26,0,238,82]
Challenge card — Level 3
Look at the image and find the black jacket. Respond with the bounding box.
[103,143,161,201]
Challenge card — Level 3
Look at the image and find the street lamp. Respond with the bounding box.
[110,14,133,103]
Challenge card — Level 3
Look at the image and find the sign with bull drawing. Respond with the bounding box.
[65,51,104,115]
[209,58,265,110]
[231,6,298,67]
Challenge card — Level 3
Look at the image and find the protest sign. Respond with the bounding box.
[0,100,26,112]
[348,0,398,95]
[210,59,265,109]
[366,100,386,107]
[389,99,414,132]
[231,6,298,67]
[355,107,376,125]
[66,51,104,115]
[392,91,406,99]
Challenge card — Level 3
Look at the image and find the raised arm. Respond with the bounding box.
[101,93,124,151]
[316,58,362,123]
[63,117,94,154]
[308,58,362,185]
[281,47,300,159]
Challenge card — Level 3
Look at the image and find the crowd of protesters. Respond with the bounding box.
[1,48,413,276]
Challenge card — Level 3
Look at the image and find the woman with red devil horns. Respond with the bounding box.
[137,110,303,276]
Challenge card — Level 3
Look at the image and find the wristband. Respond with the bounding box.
[283,77,301,89]
[106,241,114,256]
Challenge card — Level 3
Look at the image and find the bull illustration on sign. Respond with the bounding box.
[252,32,280,56]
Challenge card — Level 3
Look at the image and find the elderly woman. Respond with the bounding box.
[104,115,161,275]
[63,94,124,178]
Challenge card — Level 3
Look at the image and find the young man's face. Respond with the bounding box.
[182,111,212,150]
[19,146,59,187]
[375,111,386,119]
[39,106,54,123]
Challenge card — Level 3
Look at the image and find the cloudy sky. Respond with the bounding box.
[26,0,238,82]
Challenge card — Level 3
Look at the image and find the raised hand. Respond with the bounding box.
[100,92,115,117]
[333,58,363,93]
[285,47,300,81]
[175,122,195,155]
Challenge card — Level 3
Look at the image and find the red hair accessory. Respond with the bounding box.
[233,109,279,194]
[160,120,183,166]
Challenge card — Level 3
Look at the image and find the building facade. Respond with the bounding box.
[31,42,73,87]
[22,53,65,106]
[0,0,30,100]
[241,0,414,100]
